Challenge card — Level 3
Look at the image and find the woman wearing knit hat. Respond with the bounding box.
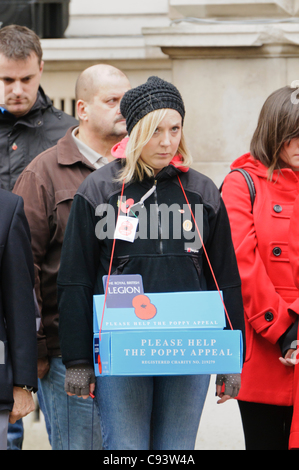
[58,76,245,450]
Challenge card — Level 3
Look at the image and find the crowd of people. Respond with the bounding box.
[1,24,299,451]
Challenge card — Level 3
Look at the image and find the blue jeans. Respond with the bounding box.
[38,357,102,450]
[95,374,210,450]
[7,420,23,450]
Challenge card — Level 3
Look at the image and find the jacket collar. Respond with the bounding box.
[231,152,299,186]
[57,126,96,170]
[155,162,184,181]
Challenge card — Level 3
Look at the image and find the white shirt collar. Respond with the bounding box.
[72,127,108,169]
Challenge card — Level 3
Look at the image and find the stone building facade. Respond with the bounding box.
[41,0,299,186]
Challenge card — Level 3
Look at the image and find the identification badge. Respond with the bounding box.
[114,216,139,243]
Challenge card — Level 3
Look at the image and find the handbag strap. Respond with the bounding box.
[220,168,256,211]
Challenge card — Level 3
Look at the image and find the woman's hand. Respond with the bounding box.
[64,364,95,400]
[279,349,297,367]
[216,374,241,404]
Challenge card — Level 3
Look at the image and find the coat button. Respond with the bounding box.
[273,205,282,213]
[273,247,282,257]
[265,312,274,322]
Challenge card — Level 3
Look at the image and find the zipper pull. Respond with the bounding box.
[130,183,157,210]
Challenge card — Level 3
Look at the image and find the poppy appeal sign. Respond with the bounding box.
[93,275,243,376]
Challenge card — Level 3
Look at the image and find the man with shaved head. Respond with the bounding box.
[73,64,130,159]
[13,64,131,450]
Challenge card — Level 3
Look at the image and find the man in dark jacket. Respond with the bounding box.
[0,25,77,192]
[0,190,38,450]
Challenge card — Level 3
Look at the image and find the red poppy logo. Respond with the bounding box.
[132,295,157,320]
[119,220,134,237]
[120,198,135,214]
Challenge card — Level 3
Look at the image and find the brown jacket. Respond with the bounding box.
[13,127,95,358]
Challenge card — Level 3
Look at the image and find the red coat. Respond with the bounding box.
[222,153,299,407]
[288,197,299,449]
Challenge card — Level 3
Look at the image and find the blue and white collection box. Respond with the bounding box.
[93,275,243,377]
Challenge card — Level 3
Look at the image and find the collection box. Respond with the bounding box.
[93,276,243,377]
[94,329,243,376]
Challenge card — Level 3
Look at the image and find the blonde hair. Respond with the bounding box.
[118,109,192,183]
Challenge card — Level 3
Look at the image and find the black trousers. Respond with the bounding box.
[238,401,293,450]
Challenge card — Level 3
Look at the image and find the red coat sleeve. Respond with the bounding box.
[222,172,296,345]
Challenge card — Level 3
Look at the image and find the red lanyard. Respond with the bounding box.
[98,175,233,374]
[97,179,125,374]
[177,175,233,331]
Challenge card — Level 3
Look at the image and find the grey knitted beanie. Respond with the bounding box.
[120,76,185,135]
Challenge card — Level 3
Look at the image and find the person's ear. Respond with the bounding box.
[77,100,89,122]
[39,60,44,76]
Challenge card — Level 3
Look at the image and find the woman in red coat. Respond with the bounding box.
[222,86,299,450]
